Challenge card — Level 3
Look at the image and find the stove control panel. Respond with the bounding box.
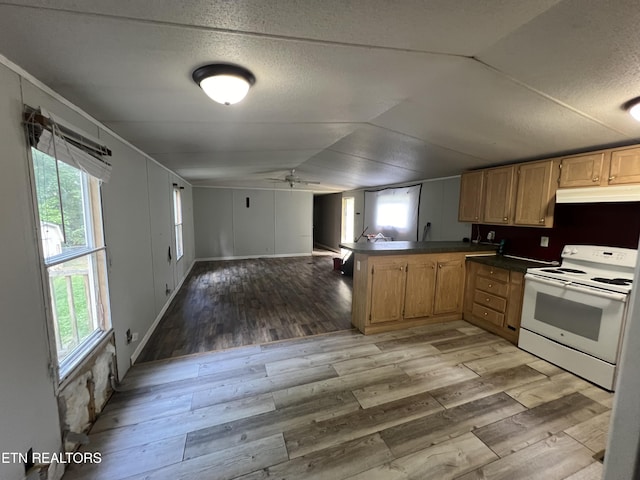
[561,245,637,268]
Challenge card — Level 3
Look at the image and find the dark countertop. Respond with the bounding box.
[339,241,497,255]
[466,254,552,273]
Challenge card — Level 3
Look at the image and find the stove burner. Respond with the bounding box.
[591,277,633,286]
[557,268,587,274]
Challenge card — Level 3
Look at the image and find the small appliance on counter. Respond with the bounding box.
[519,245,636,390]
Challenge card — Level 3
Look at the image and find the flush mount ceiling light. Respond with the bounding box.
[624,97,640,122]
[192,64,256,106]
[630,102,640,122]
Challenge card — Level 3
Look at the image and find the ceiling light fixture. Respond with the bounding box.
[192,64,256,106]
[630,102,640,122]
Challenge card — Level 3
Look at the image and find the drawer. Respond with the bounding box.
[477,264,510,282]
[472,302,505,327]
[474,290,507,313]
[476,276,509,297]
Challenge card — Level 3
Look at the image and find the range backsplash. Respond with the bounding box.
[473,202,640,262]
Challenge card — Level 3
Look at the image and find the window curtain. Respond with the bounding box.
[24,107,112,183]
[363,184,422,241]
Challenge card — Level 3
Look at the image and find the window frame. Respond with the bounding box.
[173,185,184,261]
[27,144,112,383]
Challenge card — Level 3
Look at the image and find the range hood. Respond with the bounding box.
[556,184,640,203]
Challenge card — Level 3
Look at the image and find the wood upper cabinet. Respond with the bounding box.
[609,146,640,184]
[433,256,465,315]
[369,260,406,324]
[458,171,484,222]
[483,166,515,224]
[559,153,605,187]
[404,257,436,319]
[514,160,556,227]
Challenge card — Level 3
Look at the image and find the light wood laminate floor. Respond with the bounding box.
[137,254,353,363]
[64,321,611,480]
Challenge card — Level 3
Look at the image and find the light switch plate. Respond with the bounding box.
[540,236,549,247]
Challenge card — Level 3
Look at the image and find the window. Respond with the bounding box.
[26,110,112,378]
[341,196,355,243]
[363,184,422,241]
[173,186,184,260]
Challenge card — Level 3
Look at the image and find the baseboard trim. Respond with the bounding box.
[195,252,313,261]
[130,259,196,366]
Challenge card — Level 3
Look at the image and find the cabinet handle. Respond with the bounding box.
[488,284,493,288]
[592,176,599,182]
[483,312,488,316]
[474,216,479,220]
[539,218,545,223]
[486,298,490,302]
[609,176,616,181]
[503,217,508,221]
[439,264,443,269]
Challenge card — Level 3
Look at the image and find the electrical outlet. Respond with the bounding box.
[540,236,549,247]
[132,332,139,342]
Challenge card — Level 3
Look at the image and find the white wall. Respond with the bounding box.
[603,237,640,480]
[0,62,63,480]
[193,188,234,258]
[0,61,195,479]
[345,176,471,243]
[194,187,313,258]
[275,190,313,254]
[99,131,156,380]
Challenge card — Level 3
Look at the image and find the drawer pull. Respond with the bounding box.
[486,298,490,302]
[488,284,492,288]
[609,176,616,181]
[483,312,488,316]
[592,176,599,182]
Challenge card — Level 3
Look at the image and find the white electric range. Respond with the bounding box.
[519,245,636,390]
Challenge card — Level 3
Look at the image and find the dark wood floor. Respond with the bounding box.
[64,322,611,480]
[137,254,353,363]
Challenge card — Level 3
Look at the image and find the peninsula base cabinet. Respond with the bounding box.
[351,252,469,334]
[463,261,524,344]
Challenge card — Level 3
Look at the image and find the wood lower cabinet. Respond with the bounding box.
[352,251,484,334]
[369,260,407,324]
[463,261,524,344]
[433,256,464,314]
[404,257,436,319]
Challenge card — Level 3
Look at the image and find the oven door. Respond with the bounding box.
[520,274,627,363]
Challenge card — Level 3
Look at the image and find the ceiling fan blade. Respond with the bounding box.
[301,180,321,184]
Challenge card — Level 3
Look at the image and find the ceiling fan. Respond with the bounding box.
[268,169,320,188]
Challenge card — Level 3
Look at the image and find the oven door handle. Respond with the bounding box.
[563,283,627,302]
[526,274,627,302]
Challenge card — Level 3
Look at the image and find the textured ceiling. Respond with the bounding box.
[1,0,639,192]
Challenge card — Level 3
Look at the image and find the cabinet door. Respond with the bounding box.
[514,160,553,227]
[559,153,604,187]
[404,259,436,319]
[370,262,406,324]
[458,171,484,222]
[483,166,515,224]
[609,147,640,185]
[505,271,524,334]
[434,257,464,315]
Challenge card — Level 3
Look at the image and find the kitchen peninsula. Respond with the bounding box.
[340,241,494,334]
